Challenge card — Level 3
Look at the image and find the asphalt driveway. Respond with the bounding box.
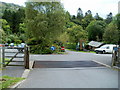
[18,50,119,88]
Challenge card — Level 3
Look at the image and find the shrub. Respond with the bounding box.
[65,43,76,50]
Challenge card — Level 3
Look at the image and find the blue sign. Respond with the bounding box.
[50,46,55,51]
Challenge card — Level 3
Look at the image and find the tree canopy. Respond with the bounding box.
[86,20,106,41]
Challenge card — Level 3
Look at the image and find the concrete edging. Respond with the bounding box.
[10,61,34,88]
[92,60,120,71]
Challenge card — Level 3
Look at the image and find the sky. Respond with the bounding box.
[0,0,120,18]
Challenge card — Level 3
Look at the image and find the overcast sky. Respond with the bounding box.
[0,0,120,18]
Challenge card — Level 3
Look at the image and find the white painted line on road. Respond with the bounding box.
[33,67,107,71]
[92,60,120,71]
[92,60,111,68]
[94,54,112,56]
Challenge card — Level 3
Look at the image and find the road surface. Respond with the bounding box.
[18,50,119,88]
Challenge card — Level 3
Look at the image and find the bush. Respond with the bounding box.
[30,45,53,54]
[65,43,76,50]
[14,40,22,44]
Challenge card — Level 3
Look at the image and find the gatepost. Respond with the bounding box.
[24,45,29,69]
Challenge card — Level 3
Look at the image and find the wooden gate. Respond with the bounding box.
[0,45,29,69]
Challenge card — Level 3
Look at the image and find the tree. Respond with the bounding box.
[81,13,94,29]
[94,13,103,21]
[86,20,106,41]
[2,8,25,34]
[0,19,11,34]
[103,22,119,44]
[25,2,66,53]
[105,12,113,24]
[113,14,120,45]
[67,25,87,43]
[85,10,92,16]
[77,8,83,20]
[0,29,6,43]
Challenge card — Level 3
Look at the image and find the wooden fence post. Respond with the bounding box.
[118,47,120,63]
[24,46,29,69]
[2,47,5,67]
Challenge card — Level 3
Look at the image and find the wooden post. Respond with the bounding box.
[2,47,5,67]
[79,40,85,50]
[24,46,29,69]
[118,47,120,63]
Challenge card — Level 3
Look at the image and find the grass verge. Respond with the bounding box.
[0,58,10,68]
[67,49,95,53]
[0,75,25,89]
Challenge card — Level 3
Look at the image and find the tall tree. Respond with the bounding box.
[103,22,119,44]
[86,20,106,41]
[105,12,113,24]
[25,2,66,53]
[113,14,120,45]
[85,10,92,16]
[67,25,87,43]
[77,8,83,20]
[94,13,103,21]
[81,11,94,29]
[2,8,25,34]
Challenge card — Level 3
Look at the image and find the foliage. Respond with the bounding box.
[77,8,83,20]
[105,12,113,24]
[65,43,76,50]
[94,13,103,21]
[25,2,66,54]
[56,32,69,44]
[81,14,94,29]
[2,8,25,34]
[67,25,87,43]
[0,19,11,34]
[113,14,120,45]
[1,1,120,53]
[0,29,6,43]
[103,22,119,44]
[86,20,106,41]
[0,1,22,17]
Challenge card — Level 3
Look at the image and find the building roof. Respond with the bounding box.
[88,41,104,47]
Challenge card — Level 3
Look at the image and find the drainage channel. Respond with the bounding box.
[32,61,104,68]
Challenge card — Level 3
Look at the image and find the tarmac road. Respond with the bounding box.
[18,50,119,88]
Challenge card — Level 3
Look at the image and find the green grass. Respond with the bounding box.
[0,76,25,89]
[0,58,10,68]
[55,51,68,54]
[67,49,95,53]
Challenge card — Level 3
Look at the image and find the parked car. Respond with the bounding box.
[9,43,14,47]
[18,43,26,48]
[0,44,5,47]
[94,44,118,54]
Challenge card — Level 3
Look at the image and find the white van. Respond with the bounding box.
[94,44,118,54]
